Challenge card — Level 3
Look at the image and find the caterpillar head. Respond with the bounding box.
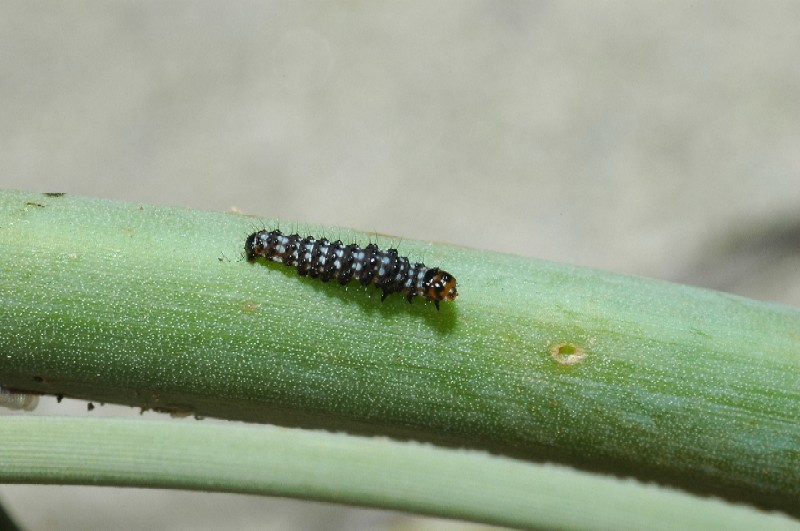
[423,268,458,309]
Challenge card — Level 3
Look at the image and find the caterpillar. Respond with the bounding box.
[245,230,458,309]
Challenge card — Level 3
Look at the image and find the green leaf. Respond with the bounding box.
[0,189,798,522]
[1,416,796,530]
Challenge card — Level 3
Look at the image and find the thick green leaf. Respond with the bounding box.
[0,190,798,517]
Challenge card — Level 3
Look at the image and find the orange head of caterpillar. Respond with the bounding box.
[423,268,458,310]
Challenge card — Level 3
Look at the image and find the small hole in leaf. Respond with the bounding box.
[550,342,587,365]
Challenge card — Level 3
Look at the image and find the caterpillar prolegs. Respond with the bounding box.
[245,230,458,309]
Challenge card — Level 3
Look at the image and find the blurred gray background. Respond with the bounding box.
[2,1,799,529]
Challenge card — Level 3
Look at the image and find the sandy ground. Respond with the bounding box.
[2,2,799,529]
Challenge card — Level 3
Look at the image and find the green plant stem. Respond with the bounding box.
[1,416,797,530]
[0,190,798,517]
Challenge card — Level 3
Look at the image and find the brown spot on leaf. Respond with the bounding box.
[550,342,587,365]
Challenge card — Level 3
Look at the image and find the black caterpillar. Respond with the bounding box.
[245,230,458,309]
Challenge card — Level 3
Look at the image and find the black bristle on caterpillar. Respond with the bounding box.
[245,230,458,310]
